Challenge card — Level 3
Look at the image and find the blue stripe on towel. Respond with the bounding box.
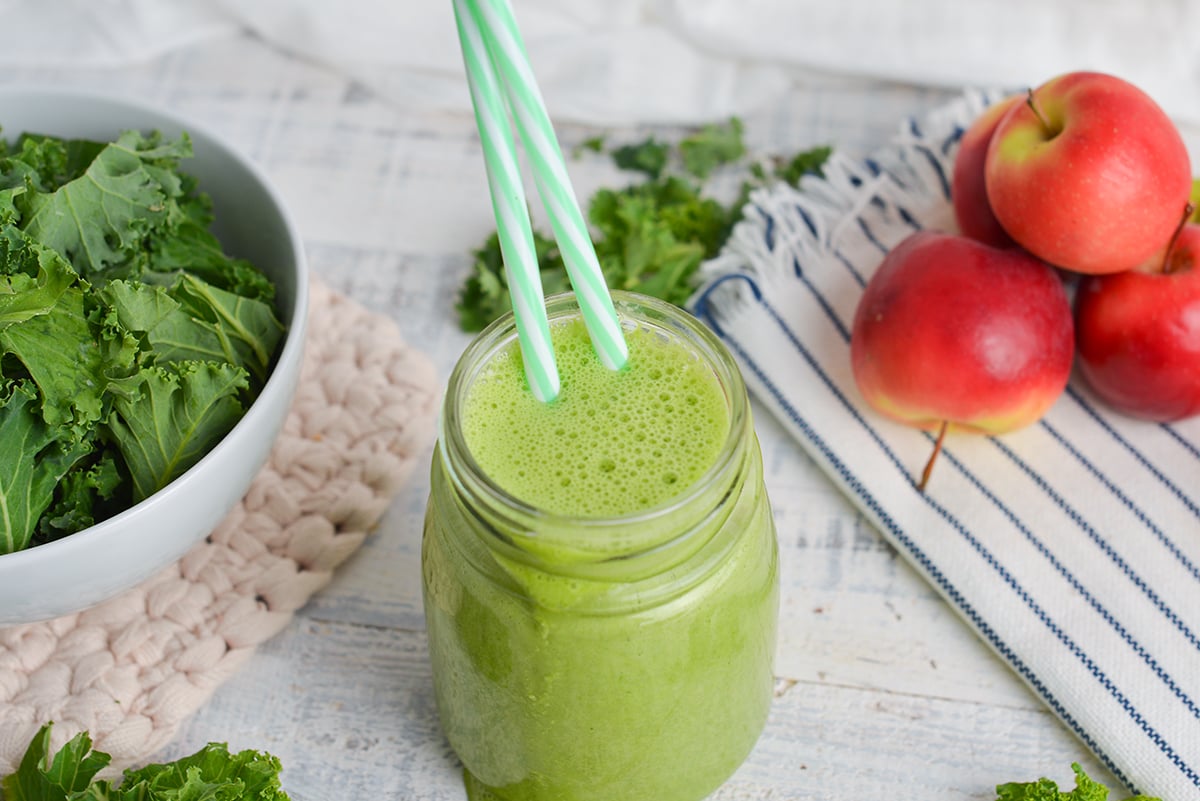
[1037,417,1200,584]
[856,217,891,255]
[895,204,922,231]
[795,204,819,240]
[941,125,964,158]
[911,143,952,199]
[1162,423,1200,461]
[1066,387,1200,524]
[989,435,1200,653]
[756,205,775,250]
[791,257,852,343]
[830,248,867,287]
[934,441,1200,722]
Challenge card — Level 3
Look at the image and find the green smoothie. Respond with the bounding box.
[461,315,729,517]
[422,293,778,801]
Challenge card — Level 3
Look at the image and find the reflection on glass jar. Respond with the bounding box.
[423,292,779,801]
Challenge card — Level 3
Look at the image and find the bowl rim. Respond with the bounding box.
[0,85,309,571]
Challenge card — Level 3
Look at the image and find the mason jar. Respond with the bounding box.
[422,291,779,801]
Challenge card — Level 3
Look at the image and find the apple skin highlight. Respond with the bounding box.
[851,232,1075,436]
[984,71,1192,276]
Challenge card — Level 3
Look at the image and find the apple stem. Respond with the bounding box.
[1025,88,1052,133]
[1163,202,1196,274]
[916,420,949,493]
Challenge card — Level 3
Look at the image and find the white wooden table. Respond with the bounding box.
[4,33,1121,800]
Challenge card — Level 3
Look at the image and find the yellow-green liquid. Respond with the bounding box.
[461,316,730,517]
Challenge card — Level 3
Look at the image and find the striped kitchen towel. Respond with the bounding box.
[693,89,1200,800]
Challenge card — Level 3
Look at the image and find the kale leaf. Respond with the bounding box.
[678,118,745,179]
[0,128,283,554]
[106,361,248,502]
[455,117,831,332]
[996,763,1160,801]
[456,228,569,333]
[11,131,190,280]
[1,724,111,801]
[0,383,92,554]
[0,723,290,801]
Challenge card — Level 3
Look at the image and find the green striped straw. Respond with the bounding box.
[465,0,630,372]
[453,0,560,402]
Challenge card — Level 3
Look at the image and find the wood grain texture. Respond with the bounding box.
[1,32,1127,800]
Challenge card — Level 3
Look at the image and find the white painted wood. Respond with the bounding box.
[4,32,1127,800]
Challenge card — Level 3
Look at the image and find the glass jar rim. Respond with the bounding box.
[438,290,751,560]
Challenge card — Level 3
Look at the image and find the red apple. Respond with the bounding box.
[952,94,1020,248]
[1075,221,1200,421]
[985,71,1192,275]
[851,231,1075,489]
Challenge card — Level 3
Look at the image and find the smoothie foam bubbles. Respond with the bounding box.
[461,314,731,519]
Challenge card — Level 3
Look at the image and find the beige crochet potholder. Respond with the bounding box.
[0,279,440,774]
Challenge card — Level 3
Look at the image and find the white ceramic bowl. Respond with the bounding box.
[0,88,308,625]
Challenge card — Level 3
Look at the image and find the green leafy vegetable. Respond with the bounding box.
[572,135,606,157]
[0,383,91,554]
[148,275,283,385]
[38,455,122,541]
[0,227,75,327]
[2,724,110,801]
[13,131,190,279]
[106,361,248,502]
[0,723,290,801]
[611,137,670,180]
[678,118,745,179]
[1,285,118,432]
[995,763,1160,801]
[0,128,284,554]
[773,144,833,188]
[455,117,832,332]
[456,229,570,334]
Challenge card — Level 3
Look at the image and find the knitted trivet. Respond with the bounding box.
[0,278,440,774]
